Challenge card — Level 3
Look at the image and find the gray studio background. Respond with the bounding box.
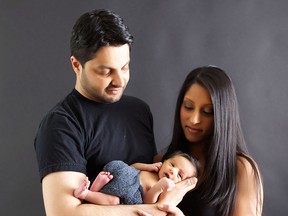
[1,0,287,215]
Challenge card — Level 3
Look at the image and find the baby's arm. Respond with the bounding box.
[132,162,162,172]
[143,177,175,204]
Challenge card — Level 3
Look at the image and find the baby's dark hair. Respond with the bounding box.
[162,150,200,178]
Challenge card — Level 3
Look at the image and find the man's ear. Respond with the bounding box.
[70,56,82,75]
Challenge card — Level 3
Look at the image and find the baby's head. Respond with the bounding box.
[159,151,200,183]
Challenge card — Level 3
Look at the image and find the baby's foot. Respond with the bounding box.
[90,171,113,192]
[74,177,90,199]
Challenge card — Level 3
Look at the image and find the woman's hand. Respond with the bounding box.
[158,177,197,206]
[137,204,184,216]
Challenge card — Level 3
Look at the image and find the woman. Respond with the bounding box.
[159,66,263,215]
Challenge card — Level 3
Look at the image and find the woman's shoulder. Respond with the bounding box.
[235,156,263,215]
[237,155,255,175]
[236,155,261,190]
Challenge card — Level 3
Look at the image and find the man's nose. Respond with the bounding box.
[111,71,124,87]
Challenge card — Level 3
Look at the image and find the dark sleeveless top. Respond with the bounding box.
[178,184,218,216]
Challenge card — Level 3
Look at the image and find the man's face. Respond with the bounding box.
[71,44,130,103]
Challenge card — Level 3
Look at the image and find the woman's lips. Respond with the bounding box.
[186,126,202,134]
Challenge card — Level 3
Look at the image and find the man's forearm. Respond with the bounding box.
[46,203,167,216]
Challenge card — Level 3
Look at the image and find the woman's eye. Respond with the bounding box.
[183,103,194,110]
[185,106,193,110]
[203,108,214,115]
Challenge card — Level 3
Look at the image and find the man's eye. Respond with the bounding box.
[122,66,129,71]
[97,70,110,76]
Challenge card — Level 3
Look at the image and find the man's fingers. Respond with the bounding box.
[158,204,185,216]
[136,209,152,216]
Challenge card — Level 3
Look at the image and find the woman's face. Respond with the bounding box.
[180,83,214,143]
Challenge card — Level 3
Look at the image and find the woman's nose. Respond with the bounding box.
[191,111,200,124]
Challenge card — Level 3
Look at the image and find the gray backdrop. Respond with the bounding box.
[1,0,287,215]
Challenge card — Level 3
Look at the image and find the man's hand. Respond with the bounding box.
[158,204,185,216]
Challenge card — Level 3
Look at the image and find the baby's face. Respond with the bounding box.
[158,155,196,183]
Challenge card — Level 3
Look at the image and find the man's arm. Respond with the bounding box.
[137,204,185,216]
[42,171,167,216]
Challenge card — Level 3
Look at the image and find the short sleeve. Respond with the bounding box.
[34,112,87,181]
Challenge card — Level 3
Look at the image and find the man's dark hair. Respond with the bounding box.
[70,9,133,66]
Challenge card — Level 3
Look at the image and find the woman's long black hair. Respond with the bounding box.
[165,66,263,215]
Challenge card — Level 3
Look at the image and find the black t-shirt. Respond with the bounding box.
[34,89,156,182]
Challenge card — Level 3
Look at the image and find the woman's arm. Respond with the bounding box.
[233,157,263,216]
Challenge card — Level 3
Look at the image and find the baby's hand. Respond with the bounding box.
[150,162,162,172]
[158,177,175,192]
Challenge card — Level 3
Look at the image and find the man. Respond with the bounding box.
[34,9,196,215]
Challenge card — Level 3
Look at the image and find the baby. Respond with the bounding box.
[74,151,199,204]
